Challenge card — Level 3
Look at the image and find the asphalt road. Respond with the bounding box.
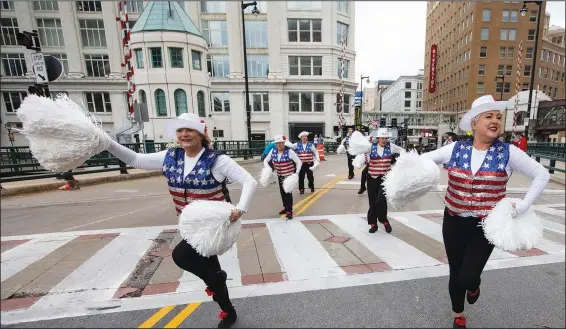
[5,263,564,328]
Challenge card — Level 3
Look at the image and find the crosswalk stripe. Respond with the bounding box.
[540,218,565,234]
[330,215,443,269]
[1,237,75,283]
[267,220,346,281]
[31,230,161,308]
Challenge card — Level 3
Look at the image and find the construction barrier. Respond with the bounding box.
[317,144,325,161]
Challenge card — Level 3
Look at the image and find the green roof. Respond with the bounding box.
[131,1,203,37]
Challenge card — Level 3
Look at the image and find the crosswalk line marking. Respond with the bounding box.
[536,207,566,219]
[163,303,201,328]
[330,215,443,270]
[540,218,565,234]
[267,220,346,281]
[1,237,75,283]
[31,229,161,308]
[138,305,175,328]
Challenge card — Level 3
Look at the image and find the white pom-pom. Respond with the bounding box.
[348,131,371,155]
[260,166,273,187]
[336,144,346,154]
[310,162,319,171]
[382,150,440,209]
[16,95,111,172]
[283,173,299,193]
[352,154,366,169]
[481,198,543,251]
[178,200,240,257]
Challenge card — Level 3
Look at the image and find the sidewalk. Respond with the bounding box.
[0,158,261,198]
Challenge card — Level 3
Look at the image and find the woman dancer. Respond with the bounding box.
[263,135,302,219]
[106,113,257,328]
[419,95,550,328]
[294,131,320,194]
[339,128,355,179]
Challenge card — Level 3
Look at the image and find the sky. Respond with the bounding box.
[354,1,566,91]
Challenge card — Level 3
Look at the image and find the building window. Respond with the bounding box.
[138,90,147,104]
[289,92,324,112]
[337,58,350,78]
[287,19,321,43]
[207,55,229,77]
[2,91,27,112]
[544,68,548,79]
[150,47,163,68]
[252,92,269,112]
[500,28,516,41]
[417,82,423,90]
[482,9,491,21]
[247,55,269,77]
[1,1,14,10]
[169,47,183,68]
[529,11,538,23]
[405,82,412,89]
[336,94,351,113]
[126,0,144,13]
[499,47,506,58]
[191,50,201,70]
[506,47,514,58]
[212,92,230,112]
[526,47,534,59]
[202,21,228,47]
[1,53,27,76]
[197,91,205,117]
[174,89,188,116]
[502,9,518,22]
[245,21,268,48]
[1,17,19,46]
[76,1,102,12]
[200,0,226,13]
[480,46,487,58]
[478,64,486,75]
[504,83,511,93]
[289,56,322,76]
[521,83,529,91]
[37,19,64,47]
[337,22,348,44]
[84,54,109,77]
[476,82,485,93]
[524,65,531,77]
[527,29,536,41]
[134,49,144,69]
[337,0,348,14]
[85,92,111,112]
[287,1,322,10]
[404,100,411,107]
[405,91,411,98]
[481,28,489,40]
[79,20,107,48]
[540,49,546,61]
[47,53,68,76]
[505,65,512,76]
[213,129,224,138]
[33,0,58,11]
[155,89,167,116]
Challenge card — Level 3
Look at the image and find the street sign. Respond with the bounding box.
[31,52,47,84]
[354,91,363,106]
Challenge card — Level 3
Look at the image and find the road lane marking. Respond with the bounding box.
[62,205,161,232]
[138,305,175,328]
[164,303,201,328]
[279,174,345,218]
[295,174,347,216]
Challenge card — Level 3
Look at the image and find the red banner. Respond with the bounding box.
[428,44,437,94]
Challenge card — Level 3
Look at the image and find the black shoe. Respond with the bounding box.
[286,212,293,220]
[310,187,315,193]
[453,316,466,328]
[466,287,480,304]
[279,208,286,215]
[299,189,305,194]
[369,225,378,233]
[218,310,237,328]
[383,221,392,233]
[358,187,366,194]
[348,175,354,180]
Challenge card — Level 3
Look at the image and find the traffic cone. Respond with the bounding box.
[58,184,70,190]
[317,144,325,161]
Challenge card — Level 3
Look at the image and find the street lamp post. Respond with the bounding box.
[241,1,259,158]
[495,75,505,101]
[520,0,543,141]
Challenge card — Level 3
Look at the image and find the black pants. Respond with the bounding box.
[278,175,293,212]
[367,175,388,225]
[360,165,368,189]
[172,240,234,313]
[346,153,355,177]
[442,209,495,313]
[298,162,314,191]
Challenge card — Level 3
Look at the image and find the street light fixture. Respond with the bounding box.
[521,0,543,141]
[241,1,259,158]
[495,75,505,101]
[359,75,369,122]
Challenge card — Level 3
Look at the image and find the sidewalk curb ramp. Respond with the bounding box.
[1,158,262,198]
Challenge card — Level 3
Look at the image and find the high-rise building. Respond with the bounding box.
[375,79,394,112]
[380,72,424,113]
[422,1,565,123]
[363,85,377,112]
[0,0,357,146]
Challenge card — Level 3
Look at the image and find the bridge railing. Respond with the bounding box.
[527,142,566,174]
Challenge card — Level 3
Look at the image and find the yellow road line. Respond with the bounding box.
[295,174,347,217]
[138,305,175,328]
[163,303,202,328]
[280,174,346,218]
[293,174,345,215]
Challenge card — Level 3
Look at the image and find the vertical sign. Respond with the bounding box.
[428,44,437,93]
[354,106,362,131]
[31,52,47,84]
[354,91,362,106]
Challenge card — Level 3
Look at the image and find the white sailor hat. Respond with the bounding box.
[460,95,508,132]
[164,113,206,138]
[298,131,309,138]
[273,135,287,143]
[376,128,391,138]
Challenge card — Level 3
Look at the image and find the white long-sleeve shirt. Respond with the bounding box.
[421,142,550,216]
[263,148,302,174]
[106,141,257,212]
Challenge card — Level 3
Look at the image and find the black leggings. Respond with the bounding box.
[172,240,234,313]
[442,209,494,313]
[367,175,388,225]
[278,175,293,212]
[360,165,368,189]
[298,162,314,190]
[346,153,355,177]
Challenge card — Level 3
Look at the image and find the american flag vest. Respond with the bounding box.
[271,148,296,177]
[368,143,392,178]
[162,148,225,216]
[343,136,350,147]
[444,139,510,218]
[296,142,315,164]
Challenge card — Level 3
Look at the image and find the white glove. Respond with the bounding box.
[514,199,530,216]
[311,161,320,171]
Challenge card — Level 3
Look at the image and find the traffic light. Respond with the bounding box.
[391,118,397,127]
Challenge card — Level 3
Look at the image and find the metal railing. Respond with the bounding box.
[527,142,566,174]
